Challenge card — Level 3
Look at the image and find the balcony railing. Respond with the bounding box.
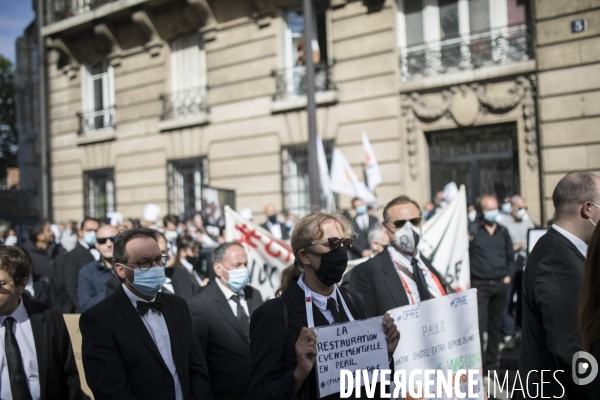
[160,86,209,121]
[77,105,116,135]
[271,63,336,101]
[400,24,533,81]
[48,0,118,24]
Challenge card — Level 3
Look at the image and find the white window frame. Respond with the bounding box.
[169,32,207,119]
[80,59,115,134]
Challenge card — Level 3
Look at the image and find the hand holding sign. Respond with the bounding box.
[382,312,401,355]
[295,327,318,392]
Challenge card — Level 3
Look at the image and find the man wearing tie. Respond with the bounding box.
[79,229,211,400]
[0,245,83,400]
[350,195,447,317]
[188,242,263,400]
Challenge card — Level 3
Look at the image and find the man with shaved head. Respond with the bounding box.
[468,194,515,374]
[518,172,600,399]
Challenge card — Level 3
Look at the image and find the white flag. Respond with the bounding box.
[418,184,471,291]
[225,206,294,299]
[330,148,377,203]
[362,132,382,190]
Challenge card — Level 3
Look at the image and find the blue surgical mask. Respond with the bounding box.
[83,231,96,246]
[483,209,500,223]
[285,220,294,229]
[501,202,511,214]
[355,204,367,215]
[221,265,250,292]
[125,266,167,297]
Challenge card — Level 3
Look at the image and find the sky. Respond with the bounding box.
[0,0,35,63]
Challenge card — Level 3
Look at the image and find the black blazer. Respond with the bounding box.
[31,274,61,308]
[250,279,388,400]
[79,284,212,400]
[518,228,596,399]
[64,242,95,312]
[349,246,447,317]
[164,267,202,301]
[350,215,379,258]
[189,281,264,400]
[21,297,84,400]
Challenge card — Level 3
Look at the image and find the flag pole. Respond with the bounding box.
[304,0,321,208]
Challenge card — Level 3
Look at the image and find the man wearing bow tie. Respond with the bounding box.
[79,228,212,400]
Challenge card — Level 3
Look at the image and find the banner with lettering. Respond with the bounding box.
[419,185,471,291]
[388,289,484,399]
[225,206,294,299]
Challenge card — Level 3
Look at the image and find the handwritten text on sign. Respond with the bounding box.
[388,289,485,399]
[314,317,388,398]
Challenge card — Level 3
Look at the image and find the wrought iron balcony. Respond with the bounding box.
[77,106,116,135]
[160,86,209,121]
[400,24,533,81]
[48,0,118,24]
[271,63,336,101]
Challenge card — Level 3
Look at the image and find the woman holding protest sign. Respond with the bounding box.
[250,212,400,400]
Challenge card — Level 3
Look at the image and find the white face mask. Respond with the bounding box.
[4,235,17,246]
[394,221,421,254]
[515,208,528,221]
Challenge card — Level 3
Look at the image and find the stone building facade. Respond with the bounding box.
[41,0,600,225]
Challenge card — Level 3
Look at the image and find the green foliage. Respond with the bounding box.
[0,55,17,172]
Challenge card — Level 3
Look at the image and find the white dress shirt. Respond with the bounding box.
[215,279,249,318]
[552,224,588,258]
[122,284,183,400]
[388,246,444,304]
[297,275,343,325]
[356,213,370,231]
[0,297,41,400]
[79,239,100,260]
[266,220,283,240]
[179,259,204,286]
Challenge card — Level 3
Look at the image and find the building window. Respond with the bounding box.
[397,0,532,81]
[167,156,209,220]
[79,59,115,134]
[281,140,334,217]
[83,168,115,219]
[161,32,208,121]
[272,2,334,100]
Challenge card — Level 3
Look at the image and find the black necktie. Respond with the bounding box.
[231,295,250,338]
[411,258,431,302]
[137,299,165,316]
[326,298,344,324]
[4,317,33,400]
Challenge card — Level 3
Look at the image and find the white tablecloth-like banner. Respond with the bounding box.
[225,206,294,300]
[388,289,484,399]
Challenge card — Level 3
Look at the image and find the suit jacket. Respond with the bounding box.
[21,297,84,400]
[64,242,95,312]
[172,262,204,297]
[31,274,61,308]
[260,221,290,241]
[189,281,264,400]
[518,228,596,399]
[350,215,378,258]
[250,279,389,400]
[79,284,212,400]
[164,266,203,301]
[349,246,447,317]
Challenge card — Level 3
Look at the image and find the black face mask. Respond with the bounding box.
[268,214,278,224]
[186,255,201,267]
[314,247,348,287]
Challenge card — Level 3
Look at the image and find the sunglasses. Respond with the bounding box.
[311,237,353,250]
[390,217,422,229]
[96,236,116,245]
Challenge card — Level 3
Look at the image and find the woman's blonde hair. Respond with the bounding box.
[275,212,354,297]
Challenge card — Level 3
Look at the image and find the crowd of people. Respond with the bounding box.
[0,171,598,399]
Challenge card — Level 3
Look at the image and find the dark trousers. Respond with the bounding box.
[472,279,509,371]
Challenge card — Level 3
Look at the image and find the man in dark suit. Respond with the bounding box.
[0,245,84,400]
[518,172,600,399]
[156,232,201,301]
[189,242,263,400]
[349,197,379,259]
[350,195,447,317]
[260,204,290,241]
[79,228,211,400]
[64,217,99,312]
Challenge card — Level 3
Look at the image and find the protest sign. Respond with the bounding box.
[225,206,294,299]
[388,289,484,399]
[314,316,389,398]
[64,314,94,399]
[419,185,471,291]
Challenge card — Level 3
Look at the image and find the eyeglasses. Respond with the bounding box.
[123,255,169,271]
[389,217,422,229]
[96,236,116,245]
[310,237,353,250]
